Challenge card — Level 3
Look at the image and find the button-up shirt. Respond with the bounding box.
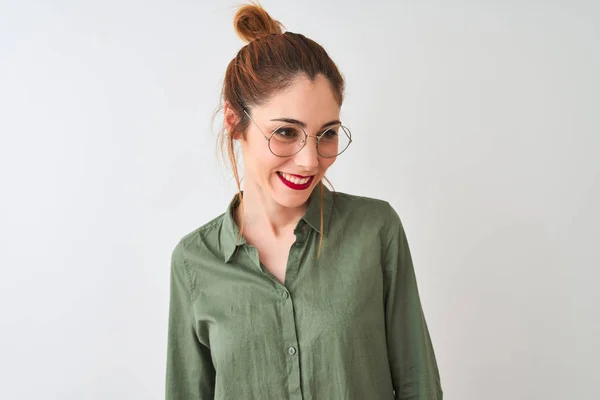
[166,185,443,399]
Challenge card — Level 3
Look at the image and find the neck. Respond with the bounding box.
[235,182,308,239]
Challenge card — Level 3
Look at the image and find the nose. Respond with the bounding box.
[293,135,319,170]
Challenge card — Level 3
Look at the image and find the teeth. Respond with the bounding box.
[281,172,310,185]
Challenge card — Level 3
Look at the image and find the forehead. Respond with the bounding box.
[254,74,340,125]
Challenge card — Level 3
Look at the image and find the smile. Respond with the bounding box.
[277,172,314,190]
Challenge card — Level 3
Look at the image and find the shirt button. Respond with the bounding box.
[288,346,297,355]
[282,291,289,299]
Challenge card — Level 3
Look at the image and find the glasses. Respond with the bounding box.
[243,109,352,158]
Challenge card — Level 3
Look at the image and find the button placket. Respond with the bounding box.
[278,223,305,399]
[279,278,301,398]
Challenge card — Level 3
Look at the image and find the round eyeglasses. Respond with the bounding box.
[243,109,352,158]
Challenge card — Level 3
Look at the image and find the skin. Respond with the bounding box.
[224,73,340,283]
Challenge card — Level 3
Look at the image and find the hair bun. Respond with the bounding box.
[233,3,284,43]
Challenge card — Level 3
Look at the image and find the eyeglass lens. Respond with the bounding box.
[268,123,351,157]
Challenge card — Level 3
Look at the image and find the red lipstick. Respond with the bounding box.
[277,172,314,190]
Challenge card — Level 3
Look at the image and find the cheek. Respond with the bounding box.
[241,138,269,166]
[242,141,287,176]
[320,157,337,172]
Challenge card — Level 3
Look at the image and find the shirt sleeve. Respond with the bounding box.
[166,242,215,399]
[382,204,443,400]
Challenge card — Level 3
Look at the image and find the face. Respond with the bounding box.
[234,74,340,209]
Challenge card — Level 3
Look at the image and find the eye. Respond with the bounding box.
[320,127,339,140]
[274,127,297,137]
[273,125,301,141]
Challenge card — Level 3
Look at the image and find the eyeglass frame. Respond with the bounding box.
[242,109,352,158]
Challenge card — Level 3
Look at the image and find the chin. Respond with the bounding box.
[272,191,311,209]
[271,181,318,209]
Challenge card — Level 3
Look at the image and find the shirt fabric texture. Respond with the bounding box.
[166,185,443,399]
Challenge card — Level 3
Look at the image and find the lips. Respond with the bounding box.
[277,172,314,190]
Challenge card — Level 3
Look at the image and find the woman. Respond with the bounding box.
[166,3,442,399]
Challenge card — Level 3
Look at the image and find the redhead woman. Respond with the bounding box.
[166,3,443,399]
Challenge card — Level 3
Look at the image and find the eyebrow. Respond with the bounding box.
[269,118,341,129]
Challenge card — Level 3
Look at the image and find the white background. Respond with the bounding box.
[1,0,598,399]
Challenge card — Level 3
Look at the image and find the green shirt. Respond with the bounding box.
[166,185,443,399]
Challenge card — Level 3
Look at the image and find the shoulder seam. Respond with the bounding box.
[197,215,223,234]
[180,214,224,243]
[177,241,197,303]
[382,202,400,263]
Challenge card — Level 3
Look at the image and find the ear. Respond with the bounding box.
[224,102,242,139]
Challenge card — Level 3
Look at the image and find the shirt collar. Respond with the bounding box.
[220,183,334,263]
[302,183,334,237]
[220,193,246,263]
